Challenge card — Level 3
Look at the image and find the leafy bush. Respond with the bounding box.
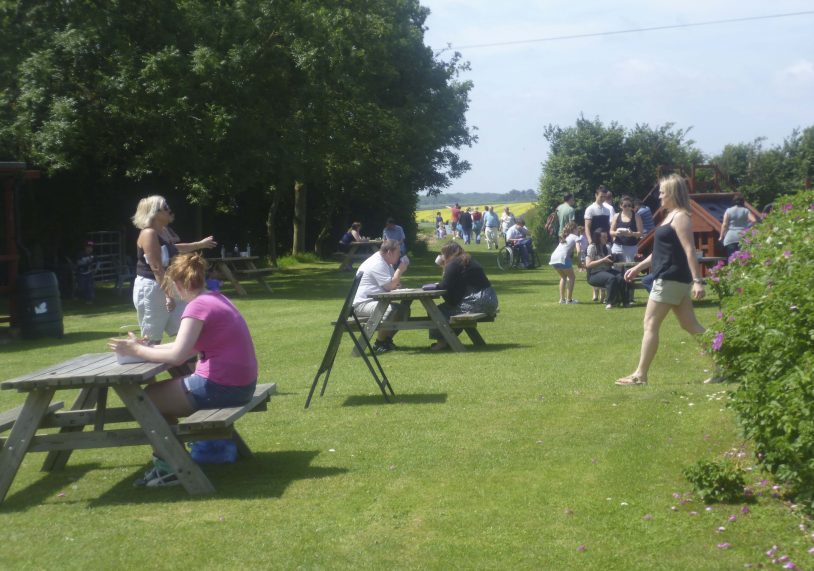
[683,459,746,503]
[706,189,814,512]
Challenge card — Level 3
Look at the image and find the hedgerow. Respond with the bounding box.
[706,189,814,512]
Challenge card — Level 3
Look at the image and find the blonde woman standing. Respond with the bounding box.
[131,196,217,344]
[615,175,706,386]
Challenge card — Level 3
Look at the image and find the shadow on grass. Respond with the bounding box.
[1,462,102,512]
[389,342,531,355]
[341,393,448,406]
[78,450,346,506]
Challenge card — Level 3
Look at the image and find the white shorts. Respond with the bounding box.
[132,275,186,343]
[649,278,691,306]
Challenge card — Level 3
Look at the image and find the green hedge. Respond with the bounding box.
[707,189,814,511]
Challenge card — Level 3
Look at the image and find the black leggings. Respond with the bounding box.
[588,269,631,305]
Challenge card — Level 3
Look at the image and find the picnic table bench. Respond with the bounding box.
[337,240,382,271]
[210,256,276,296]
[0,352,276,503]
[349,289,496,354]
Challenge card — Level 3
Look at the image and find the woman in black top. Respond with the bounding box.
[131,195,217,343]
[430,242,498,351]
[610,196,644,262]
[615,175,707,386]
[585,230,631,308]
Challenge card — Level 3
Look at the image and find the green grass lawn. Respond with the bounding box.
[0,241,810,570]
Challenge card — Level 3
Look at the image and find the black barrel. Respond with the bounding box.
[17,271,64,339]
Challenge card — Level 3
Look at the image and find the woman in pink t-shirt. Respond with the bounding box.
[109,252,258,486]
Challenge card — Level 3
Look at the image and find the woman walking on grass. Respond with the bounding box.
[615,174,707,386]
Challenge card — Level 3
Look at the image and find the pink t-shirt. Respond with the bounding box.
[182,292,258,387]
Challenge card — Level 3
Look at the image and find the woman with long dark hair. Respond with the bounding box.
[430,242,498,351]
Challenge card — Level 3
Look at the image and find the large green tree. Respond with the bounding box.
[0,0,474,263]
[537,116,703,212]
[713,127,814,208]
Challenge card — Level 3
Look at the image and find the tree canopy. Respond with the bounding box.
[0,0,475,262]
[537,115,702,211]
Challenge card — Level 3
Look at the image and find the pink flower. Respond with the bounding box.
[782,203,793,212]
[740,505,750,514]
[717,542,732,549]
[712,332,724,352]
[767,545,778,557]
[577,544,587,552]
[783,563,797,570]
[716,311,724,320]
[783,250,792,258]
[728,515,737,522]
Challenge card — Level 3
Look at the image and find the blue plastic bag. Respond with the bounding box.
[190,439,237,464]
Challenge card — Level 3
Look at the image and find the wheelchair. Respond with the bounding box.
[496,241,540,271]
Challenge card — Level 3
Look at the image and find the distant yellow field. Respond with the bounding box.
[416,202,537,224]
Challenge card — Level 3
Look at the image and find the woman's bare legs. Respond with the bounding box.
[672,294,706,335]
[145,377,195,424]
[630,298,672,382]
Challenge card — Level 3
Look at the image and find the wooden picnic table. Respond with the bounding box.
[0,353,217,503]
[337,240,382,271]
[356,288,469,353]
[209,255,275,296]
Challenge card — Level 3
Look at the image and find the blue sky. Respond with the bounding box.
[420,1,814,194]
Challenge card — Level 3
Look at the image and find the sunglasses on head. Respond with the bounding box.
[160,204,172,212]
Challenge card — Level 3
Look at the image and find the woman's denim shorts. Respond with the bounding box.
[183,374,256,409]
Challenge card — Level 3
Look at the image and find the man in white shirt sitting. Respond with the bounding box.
[505,218,535,268]
[353,240,411,353]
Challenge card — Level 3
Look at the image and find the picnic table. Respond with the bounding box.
[354,288,491,354]
[209,255,275,296]
[0,353,274,503]
[337,240,382,271]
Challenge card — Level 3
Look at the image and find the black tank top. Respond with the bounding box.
[136,234,178,280]
[613,214,639,246]
[651,222,691,283]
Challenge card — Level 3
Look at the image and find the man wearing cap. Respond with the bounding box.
[505,218,535,268]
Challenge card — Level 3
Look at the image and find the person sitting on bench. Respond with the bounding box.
[429,242,499,351]
[109,252,258,488]
[353,240,411,353]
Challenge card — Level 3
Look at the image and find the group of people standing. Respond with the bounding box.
[548,187,656,308]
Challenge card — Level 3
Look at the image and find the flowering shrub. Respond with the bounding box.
[706,189,814,512]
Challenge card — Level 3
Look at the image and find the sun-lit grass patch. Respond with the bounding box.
[0,247,809,569]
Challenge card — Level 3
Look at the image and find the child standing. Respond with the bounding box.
[576,226,588,272]
[548,222,580,304]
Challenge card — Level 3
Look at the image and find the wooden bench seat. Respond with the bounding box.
[449,312,495,325]
[0,401,64,433]
[177,383,276,435]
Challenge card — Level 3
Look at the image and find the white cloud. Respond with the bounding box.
[776,59,814,85]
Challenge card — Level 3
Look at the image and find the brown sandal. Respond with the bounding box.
[615,374,647,386]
